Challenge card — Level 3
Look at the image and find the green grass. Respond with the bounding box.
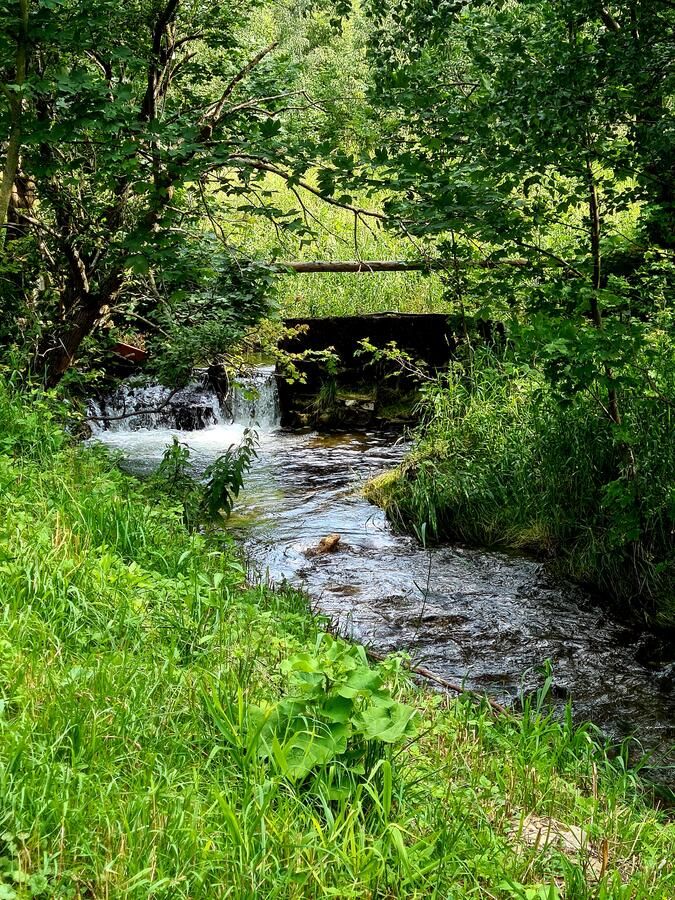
[276,269,444,317]
[0,379,673,898]
[218,174,446,317]
[367,351,675,626]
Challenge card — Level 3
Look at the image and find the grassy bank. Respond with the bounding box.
[0,381,673,898]
[365,357,675,627]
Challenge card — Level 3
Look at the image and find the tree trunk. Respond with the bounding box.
[34,300,102,388]
[0,0,29,250]
[34,269,123,387]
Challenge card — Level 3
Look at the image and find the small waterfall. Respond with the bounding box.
[89,381,226,433]
[230,366,280,429]
[89,367,280,433]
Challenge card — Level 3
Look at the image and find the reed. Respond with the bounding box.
[371,349,675,624]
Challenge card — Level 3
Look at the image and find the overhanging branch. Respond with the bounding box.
[227,155,389,222]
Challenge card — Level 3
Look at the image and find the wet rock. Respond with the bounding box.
[656,664,675,693]
[90,381,225,433]
[174,405,218,430]
[635,633,672,670]
[306,533,342,557]
[550,682,572,701]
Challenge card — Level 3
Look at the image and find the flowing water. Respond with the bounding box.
[89,370,675,779]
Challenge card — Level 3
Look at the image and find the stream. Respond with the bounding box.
[89,371,675,781]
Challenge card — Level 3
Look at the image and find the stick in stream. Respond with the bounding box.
[365,646,508,715]
[86,386,182,422]
[318,608,507,714]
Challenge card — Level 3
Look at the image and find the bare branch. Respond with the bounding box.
[514,241,585,278]
[84,51,112,81]
[275,259,531,273]
[227,154,390,221]
[205,42,279,124]
[225,89,324,117]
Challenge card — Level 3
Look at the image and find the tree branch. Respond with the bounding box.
[205,42,279,124]
[227,154,390,221]
[275,258,531,273]
[599,4,621,32]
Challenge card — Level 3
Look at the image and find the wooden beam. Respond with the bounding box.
[275,259,530,273]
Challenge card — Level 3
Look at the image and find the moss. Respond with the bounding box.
[377,389,420,422]
[363,469,403,511]
[336,389,376,402]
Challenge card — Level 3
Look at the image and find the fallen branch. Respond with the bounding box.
[275,258,531,273]
[86,386,182,422]
[365,646,508,715]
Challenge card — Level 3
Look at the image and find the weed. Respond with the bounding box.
[373,349,675,624]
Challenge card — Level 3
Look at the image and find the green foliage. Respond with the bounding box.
[0,382,673,896]
[364,0,675,413]
[311,375,338,416]
[147,249,278,386]
[202,634,416,801]
[202,426,258,518]
[355,0,675,626]
[151,428,258,526]
[0,0,387,382]
[150,436,202,526]
[251,635,417,786]
[376,349,675,622]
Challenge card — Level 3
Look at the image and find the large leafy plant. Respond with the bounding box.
[151,429,258,527]
[204,634,417,795]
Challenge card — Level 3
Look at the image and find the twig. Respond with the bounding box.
[86,386,181,422]
[206,42,279,123]
[365,646,508,714]
[227,154,391,222]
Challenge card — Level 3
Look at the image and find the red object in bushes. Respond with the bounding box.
[112,341,148,363]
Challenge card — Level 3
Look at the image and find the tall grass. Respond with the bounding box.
[0,379,673,897]
[370,350,675,624]
[220,174,446,317]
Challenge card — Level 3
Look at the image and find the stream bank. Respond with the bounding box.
[5,378,674,897]
[89,372,675,785]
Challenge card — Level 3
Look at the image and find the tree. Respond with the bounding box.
[364,0,674,427]
[361,0,675,608]
[0,0,29,247]
[0,0,362,386]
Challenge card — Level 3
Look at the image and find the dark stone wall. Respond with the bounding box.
[277,312,496,428]
[281,312,461,374]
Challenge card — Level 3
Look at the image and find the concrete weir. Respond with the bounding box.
[277,312,497,429]
[102,312,501,430]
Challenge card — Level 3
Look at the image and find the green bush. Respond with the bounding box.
[377,351,675,623]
